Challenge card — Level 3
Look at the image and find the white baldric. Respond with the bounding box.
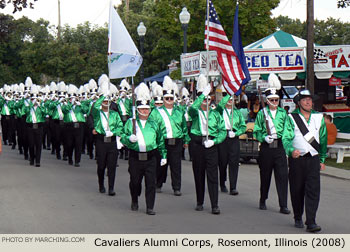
[158,108,173,139]
[136,120,147,152]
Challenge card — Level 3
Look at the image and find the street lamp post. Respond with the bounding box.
[179,7,190,53]
[137,22,147,82]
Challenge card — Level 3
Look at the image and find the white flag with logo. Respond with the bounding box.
[108,1,142,79]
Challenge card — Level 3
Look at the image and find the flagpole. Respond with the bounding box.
[132,76,136,134]
[205,0,210,141]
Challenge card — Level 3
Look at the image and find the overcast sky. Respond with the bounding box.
[1,0,350,28]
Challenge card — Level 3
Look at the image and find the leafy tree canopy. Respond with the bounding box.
[0,0,38,13]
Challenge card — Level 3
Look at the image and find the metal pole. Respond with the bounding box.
[205,0,210,141]
[140,36,144,82]
[58,0,61,39]
[307,0,315,94]
[182,24,188,54]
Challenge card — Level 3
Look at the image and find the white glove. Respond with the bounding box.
[265,135,274,144]
[59,98,64,103]
[105,130,113,137]
[129,134,138,143]
[116,136,123,150]
[204,139,214,148]
[228,131,236,138]
[76,101,81,106]
[160,159,167,166]
[202,84,212,97]
[71,98,76,104]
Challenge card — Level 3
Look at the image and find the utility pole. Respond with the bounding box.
[306,0,314,94]
[58,0,62,39]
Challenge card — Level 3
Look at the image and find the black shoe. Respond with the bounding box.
[124,155,129,160]
[74,163,80,167]
[294,219,305,228]
[195,204,203,211]
[212,207,221,215]
[131,202,139,211]
[259,200,267,210]
[146,209,156,215]
[99,186,106,193]
[280,207,291,214]
[30,160,34,166]
[51,150,55,155]
[156,187,162,193]
[47,146,51,150]
[306,224,321,233]
[68,159,73,165]
[229,189,239,195]
[174,190,182,196]
[182,156,186,160]
[35,163,40,167]
[108,189,116,196]
[220,185,228,193]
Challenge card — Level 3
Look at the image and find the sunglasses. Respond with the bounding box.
[269,99,279,102]
[164,97,174,101]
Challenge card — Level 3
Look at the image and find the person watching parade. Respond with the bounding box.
[121,83,167,215]
[188,74,226,215]
[253,73,291,215]
[215,86,246,195]
[282,89,327,233]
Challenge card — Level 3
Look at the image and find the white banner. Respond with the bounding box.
[314,45,350,72]
[181,51,220,78]
[244,48,305,74]
[108,1,142,79]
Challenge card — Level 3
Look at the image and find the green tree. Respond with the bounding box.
[0,0,38,13]
[338,0,350,8]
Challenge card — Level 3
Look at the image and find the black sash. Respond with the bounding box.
[291,113,320,152]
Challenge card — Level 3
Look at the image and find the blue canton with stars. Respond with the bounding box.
[206,0,222,25]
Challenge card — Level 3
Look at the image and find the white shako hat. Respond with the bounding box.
[196,74,209,96]
[18,83,25,97]
[30,84,39,98]
[136,82,151,109]
[110,83,119,97]
[67,84,78,97]
[57,81,67,98]
[98,74,109,87]
[24,76,33,92]
[49,81,57,94]
[162,76,175,98]
[98,80,111,101]
[150,81,158,96]
[119,79,131,92]
[181,86,190,100]
[153,84,163,104]
[264,73,281,99]
[88,79,98,94]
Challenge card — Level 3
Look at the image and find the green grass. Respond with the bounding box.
[325,157,350,170]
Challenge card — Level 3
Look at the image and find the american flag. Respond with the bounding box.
[205,0,245,95]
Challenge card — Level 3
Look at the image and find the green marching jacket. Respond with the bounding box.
[121,116,167,159]
[148,105,190,144]
[91,96,123,136]
[188,94,226,145]
[215,95,246,136]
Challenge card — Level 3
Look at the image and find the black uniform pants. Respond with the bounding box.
[258,143,289,208]
[218,136,240,190]
[1,115,15,145]
[27,124,43,164]
[65,123,84,163]
[96,138,118,190]
[129,154,157,210]
[192,140,219,208]
[15,117,23,151]
[42,119,51,148]
[157,138,183,191]
[289,155,320,225]
[52,120,64,156]
[20,116,29,158]
[1,116,9,143]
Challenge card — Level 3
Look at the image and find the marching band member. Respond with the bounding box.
[253,73,290,215]
[91,81,123,196]
[23,84,47,167]
[282,89,327,232]
[216,86,246,195]
[188,74,226,214]
[117,79,132,160]
[121,83,167,215]
[0,85,16,148]
[179,86,192,161]
[150,76,189,196]
[61,84,89,167]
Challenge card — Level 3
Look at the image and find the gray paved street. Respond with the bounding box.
[0,144,349,234]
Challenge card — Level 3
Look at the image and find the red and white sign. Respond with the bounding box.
[180,51,220,78]
[244,48,305,74]
[314,45,350,72]
[329,76,342,86]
